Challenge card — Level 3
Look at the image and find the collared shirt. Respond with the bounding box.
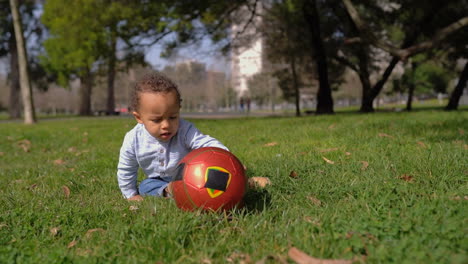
[117,119,228,198]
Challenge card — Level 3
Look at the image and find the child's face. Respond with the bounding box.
[133,91,180,141]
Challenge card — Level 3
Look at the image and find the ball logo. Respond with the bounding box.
[204,166,232,198]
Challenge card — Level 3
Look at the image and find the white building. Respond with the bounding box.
[230,1,264,97]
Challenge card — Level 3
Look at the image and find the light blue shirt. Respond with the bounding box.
[117,119,228,198]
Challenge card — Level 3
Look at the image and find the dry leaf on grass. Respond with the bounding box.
[201,258,212,264]
[50,227,61,236]
[319,148,339,153]
[67,240,77,248]
[345,152,351,156]
[417,141,427,148]
[248,177,271,188]
[360,161,369,170]
[0,152,4,156]
[289,170,298,179]
[129,205,139,211]
[288,247,352,264]
[378,133,394,139]
[303,217,321,226]
[322,157,335,164]
[27,184,38,190]
[17,139,31,152]
[53,159,65,165]
[75,248,93,256]
[399,174,414,182]
[226,252,252,264]
[67,147,77,153]
[449,196,468,201]
[328,123,337,130]
[264,142,278,147]
[459,128,465,135]
[62,186,71,198]
[307,196,322,206]
[85,228,105,238]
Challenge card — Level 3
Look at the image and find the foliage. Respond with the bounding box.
[396,54,455,96]
[247,71,280,107]
[0,0,50,90]
[338,0,468,112]
[0,0,38,57]
[161,61,208,110]
[40,0,104,86]
[0,111,467,263]
[261,0,345,111]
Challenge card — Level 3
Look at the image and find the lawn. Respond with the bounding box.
[0,111,466,263]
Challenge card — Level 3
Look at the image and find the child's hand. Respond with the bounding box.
[127,194,144,201]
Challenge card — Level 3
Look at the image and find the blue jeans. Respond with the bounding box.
[139,177,170,197]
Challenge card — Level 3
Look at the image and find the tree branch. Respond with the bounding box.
[399,17,468,59]
[332,54,359,73]
[342,0,468,61]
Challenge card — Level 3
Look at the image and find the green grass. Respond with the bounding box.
[0,111,467,263]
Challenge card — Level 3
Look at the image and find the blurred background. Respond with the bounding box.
[1,0,467,120]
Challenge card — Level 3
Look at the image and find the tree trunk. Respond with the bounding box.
[8,29,21,119]
[10,0,36,124]
[290,53,301,117]
[352,3,442,112]
[445,61,468,110]
[406,84,414,111]
[406,62,417,111]
[79,69,93,116]
[359,57,399,112]
[355,44,373,112]
[303,0,334,114]
[106,30,117,115]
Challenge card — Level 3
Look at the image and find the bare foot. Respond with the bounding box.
[127,195,144,201]
[163,182,173,198]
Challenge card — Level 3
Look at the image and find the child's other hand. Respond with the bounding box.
[127,195,144,201]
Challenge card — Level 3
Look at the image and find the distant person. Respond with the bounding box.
[240,97,245,112]
[117,73,228,201]
[246,97,251,113]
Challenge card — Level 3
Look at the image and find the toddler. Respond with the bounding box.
[117,73,228,201]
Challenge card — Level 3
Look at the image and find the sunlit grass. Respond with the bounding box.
[0,111,467,263]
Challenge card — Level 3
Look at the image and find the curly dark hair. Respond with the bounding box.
[130,73,182,111]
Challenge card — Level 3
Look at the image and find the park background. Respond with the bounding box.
[0,1,467,263]
[0,0,467,121]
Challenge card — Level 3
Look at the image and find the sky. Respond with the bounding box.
[144,36,230,74]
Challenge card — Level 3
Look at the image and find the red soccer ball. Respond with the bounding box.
[170,147,247,211]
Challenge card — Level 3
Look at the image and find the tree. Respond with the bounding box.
[261,0,310,116]
[247,72,273,108]
[162,61,208,111]
[1,0,42,119]
[9,0,35,123]
[41,0,103,115]
[446,61,468,110]
[301,0,334,114]
[41,0,157,116]
[405,55,453,111]
[341,0,468,112]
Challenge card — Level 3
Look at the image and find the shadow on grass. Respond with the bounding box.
[243,188,272,213]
